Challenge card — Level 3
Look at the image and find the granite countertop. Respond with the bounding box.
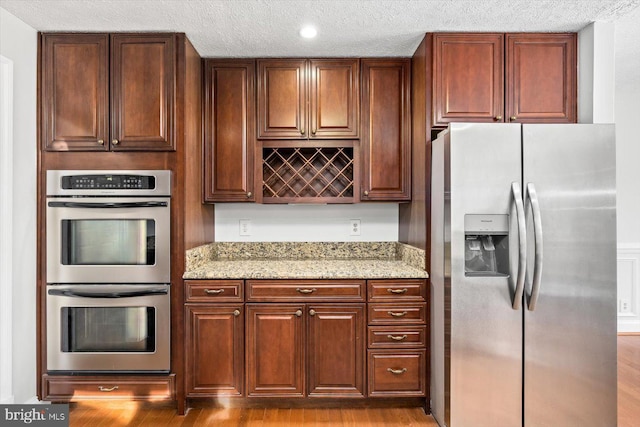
[183,242,429,280]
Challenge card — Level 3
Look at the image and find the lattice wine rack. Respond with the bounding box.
[262,144,356,203]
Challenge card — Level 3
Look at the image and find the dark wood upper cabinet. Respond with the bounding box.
[433,33,504,125]
[361,59,411,201]
[433,32,577,126]
[257,59,359,139]
[309,60,359,138]
[41,34,110,151]
[41,32,176,151]
[110,34,175,150]
[203,60,255,202]
[506,33,577,123]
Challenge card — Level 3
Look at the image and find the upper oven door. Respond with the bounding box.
[46,197,170,283]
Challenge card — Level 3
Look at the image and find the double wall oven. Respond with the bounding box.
[46,170,172,373]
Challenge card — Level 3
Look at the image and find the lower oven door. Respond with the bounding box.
[46,284,170,373]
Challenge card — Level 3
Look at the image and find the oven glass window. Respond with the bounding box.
[61,307,156,352]
[61,219,155,265]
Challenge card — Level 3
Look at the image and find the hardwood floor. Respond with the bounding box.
[68,336,640,426]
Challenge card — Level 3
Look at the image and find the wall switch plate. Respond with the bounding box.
[239,219,251,236]
[350,219,361,236]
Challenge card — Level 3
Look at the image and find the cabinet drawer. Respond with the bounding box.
[368,303,427,325]
[367,350,425,397]
[246,280,365,302]
[185,280,244,302]
[42,374,175,401]
[367,279,426,302]
[368,325,427,349]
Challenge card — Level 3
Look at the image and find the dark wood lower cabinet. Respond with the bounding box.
[42,374,175,401]
[185,305,244,397]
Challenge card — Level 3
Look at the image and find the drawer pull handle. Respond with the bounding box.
[233,309,241,317]
[204,289,224,295]
[388,311,408,317]
[296,288,316,294]
[387,334,408,341]
[387,368,407,375]
[98,385,119,392]
[387,288,408,294]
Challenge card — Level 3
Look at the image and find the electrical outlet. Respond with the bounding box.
[350,219,361,236]
[239,219,251,236]
[620,298,631,313]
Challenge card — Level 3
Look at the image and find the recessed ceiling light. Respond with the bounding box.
[299,26,317,39]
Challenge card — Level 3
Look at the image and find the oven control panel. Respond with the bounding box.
[62,174,155,190]
[46,170,172,196]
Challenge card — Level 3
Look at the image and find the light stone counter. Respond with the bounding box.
[183,242,428,280]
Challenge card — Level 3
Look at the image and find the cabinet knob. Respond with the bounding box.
[112,139,119,145]
[363,190,369,196]
[309,309,316,316]
[311,128,316,135]
[295,309,303,317]
[98,385,119,392]
[494,116,502,121]
[246,192,252,198]
[510,116,517,122]
[233,309,241,317]
[97,139,104,145]
[301,128,305,135]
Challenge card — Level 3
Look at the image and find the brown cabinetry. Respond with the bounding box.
[366,279,427,397]
[41,33,176,151]
[433,32,576,126]
[42,374,175,401]
[257,59,359,139]
[246,280,366,398]
[185,280,244,397]
[361,59,411,201]
[203,60,255,202]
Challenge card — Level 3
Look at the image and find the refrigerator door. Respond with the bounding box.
[522,124,617,427]
[448,123,523,427]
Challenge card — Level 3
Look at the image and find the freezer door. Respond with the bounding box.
[522,124,617,427]
[448,123,523,427]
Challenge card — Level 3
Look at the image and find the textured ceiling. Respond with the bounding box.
[1,0,639,83]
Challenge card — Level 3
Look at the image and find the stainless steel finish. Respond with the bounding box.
[432,123,523,427]
[522,124,617,427]
[46,196,171,283]
[46,284,170,372]
[46,170,172,197]
[525,183,543,312]
[512,182,527,310]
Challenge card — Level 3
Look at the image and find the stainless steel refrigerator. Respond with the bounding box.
[430,123,617,427]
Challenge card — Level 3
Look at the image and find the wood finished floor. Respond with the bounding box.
[69,336,640,426]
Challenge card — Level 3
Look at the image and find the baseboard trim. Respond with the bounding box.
[618,244,640,333]
[618,332,640,336]
[24,396,46,405]
[0,396,14,404]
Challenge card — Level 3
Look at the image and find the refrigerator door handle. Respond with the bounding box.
[526,182,544,311]
[512,182,527,310]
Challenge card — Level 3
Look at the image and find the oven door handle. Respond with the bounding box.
[47,288,169,298]
[47,201,168,209]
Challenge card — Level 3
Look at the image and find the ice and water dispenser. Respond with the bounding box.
[464,215,509,276]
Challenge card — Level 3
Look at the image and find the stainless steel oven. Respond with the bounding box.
[46,170,171,284]
[46,284,170,372]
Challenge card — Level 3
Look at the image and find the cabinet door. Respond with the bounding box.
[361,59,411,201]
[309,59,359,138]
[506,33,577,123]
[203,60,255,202]
[41,34,109,151]
[246,304,305,397]
[307,304,365,397]
[433,33,504,125]
[257,59,307,139]
[185,305,243,396]
[110,33,175,151]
